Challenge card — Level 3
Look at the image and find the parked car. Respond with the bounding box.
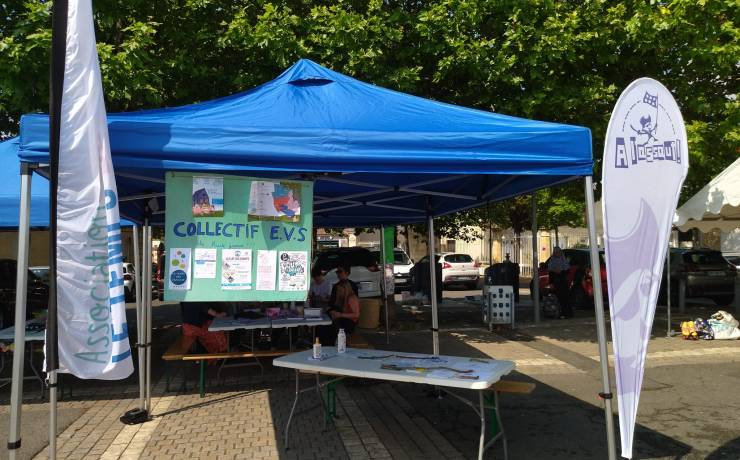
[531,248,607,308]
[313,247,381,298]
[660,248,736,306]
[371,247,415,292]
[723,252,740,271]
[0,259,49,329]
[412,253,479,289]
[29,266,50,284]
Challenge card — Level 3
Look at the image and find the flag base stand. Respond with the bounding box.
[120,408,150,425]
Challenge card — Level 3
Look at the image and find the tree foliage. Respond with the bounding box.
[1,0,737,233]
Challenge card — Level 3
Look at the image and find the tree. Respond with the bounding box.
[1,0,736,215]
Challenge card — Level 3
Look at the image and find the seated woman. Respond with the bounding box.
[318,277,360,346]
[181,302,228,353]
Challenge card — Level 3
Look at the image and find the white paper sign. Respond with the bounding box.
[278,251,308,291]
[221,249,252,290]
[256,250,277,291]
[168,248,192,290]
[193,248,217,279]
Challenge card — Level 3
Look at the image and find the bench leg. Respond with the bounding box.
[199,360,206,398]
[484,391,508,460]
[325,380,337,425]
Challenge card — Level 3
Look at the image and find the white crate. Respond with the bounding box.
[483,285,514,328]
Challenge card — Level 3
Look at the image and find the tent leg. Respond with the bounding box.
[48,370,58,459]
[8,162,32,460]
[585,176,617,460]
[666,242,672,337]
[428,216,439,356]
[380,226,390,345]
[532,193,540,324]
[133,225,146,410]
[144,222,153,413]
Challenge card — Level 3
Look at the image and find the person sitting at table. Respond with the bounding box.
[328,264,359,309]
[309,266,332,308]
[319,278,360,346]
[181,302,228,353]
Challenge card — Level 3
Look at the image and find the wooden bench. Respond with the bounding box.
[493,380,536,394]
[347,333,374,349]
[162,336,291,397]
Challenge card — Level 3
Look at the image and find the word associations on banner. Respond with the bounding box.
[602,78,688,459]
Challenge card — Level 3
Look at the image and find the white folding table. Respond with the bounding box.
[0,319,46,397]
[274,347,515,460]
[207,315,332,380]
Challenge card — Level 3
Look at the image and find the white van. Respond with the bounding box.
[371,247,414,291]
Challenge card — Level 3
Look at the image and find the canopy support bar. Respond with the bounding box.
[532,193,540,323]
[8,162,32,460]
[585,176,617,460]
[428,215,439,356]
[119,192,165,202]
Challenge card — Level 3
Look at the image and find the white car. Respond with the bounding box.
[123,262,136,302]
[314,248,382,298]
[440,253,480,289]
[371,248,414,292]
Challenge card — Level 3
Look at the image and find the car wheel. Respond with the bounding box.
[710,295,734,307]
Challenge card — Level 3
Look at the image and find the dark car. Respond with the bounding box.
[530,248,607,308]
[660,248,736,306]
[0,259,50,329]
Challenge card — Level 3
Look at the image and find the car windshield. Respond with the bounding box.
[314,249,375,271]
[445,254,473,263]
[370,250,411,265]
[725,255,740,265]
[683,252,727,265]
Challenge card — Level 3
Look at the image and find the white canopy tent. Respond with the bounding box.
[674,157,740,232]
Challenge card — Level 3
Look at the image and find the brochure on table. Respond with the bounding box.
[164,171,313,302]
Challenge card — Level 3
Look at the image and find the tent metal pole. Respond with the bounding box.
[133,225,146,409]
[380,226,390,345]
[144,222,153,412]
[428,216,439,356]
[584,176,617,460]
[532,193,540,323]
[8,163,32,459]
[666,241,672,337]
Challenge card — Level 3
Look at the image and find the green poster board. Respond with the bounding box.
[164,172,313,302]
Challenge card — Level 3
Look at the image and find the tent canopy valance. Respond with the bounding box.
[674,157,740,232]
[16,59,593,227]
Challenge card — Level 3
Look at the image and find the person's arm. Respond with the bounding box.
[207,307,227,318]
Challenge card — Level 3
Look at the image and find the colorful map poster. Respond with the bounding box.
[278,251,308,291]
[168,248,192,290]
[221,249,252,290]
[192,176,224,217]
[248,181,301,222]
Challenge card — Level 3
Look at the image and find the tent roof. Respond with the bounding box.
[0,138,50,228]
[674,157,740,232]
[16,59,593,227]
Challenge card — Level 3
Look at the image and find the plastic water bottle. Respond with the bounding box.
[313,337,322,360]
[337,328,347,354]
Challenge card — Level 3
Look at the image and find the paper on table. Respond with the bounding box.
[193,248,217,278]
[168,248,192,290]
[221,249,252,290]
[256,250,277,291]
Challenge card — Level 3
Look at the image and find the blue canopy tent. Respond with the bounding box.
[16,59,592,227]
[10,60,615,455]
[0,138,50,228]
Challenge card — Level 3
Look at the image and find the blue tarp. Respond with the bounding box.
[16,59,593,227]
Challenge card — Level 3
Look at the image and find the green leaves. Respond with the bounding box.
[1,0,736,228]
